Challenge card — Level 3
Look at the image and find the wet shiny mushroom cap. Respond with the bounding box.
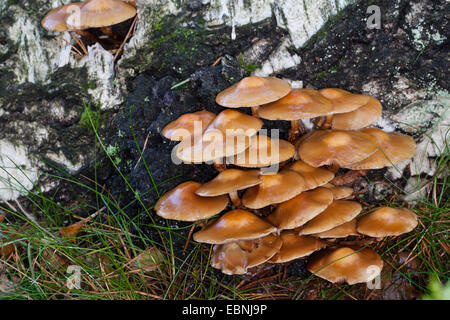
[154,182,229,221]
[319,88,371,114]
[245,234,283,268]
[307,247,383,285]
[266,187,334,230]
[346,128,416,170]
[311,219,359,238]
[216,76,292,108]
[357,207,418,237]
[297,130,378,167]
[195,169,262,197]
[269,231,326,264]
[66,0,137,30]
[322,183,354,200]
[298,200,362,235]
[257,89,333,120]
[242,170,307,209]
[331,97,382,130]
[287,160,335,190]
[193,210,277,244]
[175,110,262,163]
[229,135,295,168]
[161,110,215,141]
[41,2,84,32]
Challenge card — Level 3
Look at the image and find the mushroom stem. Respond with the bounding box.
[213,158,227,172]
[251,106,259,116]
[331,170,369,185]
[229,191,242,207]
[298,119,307,135]
[288,120,300,142]
[75,29,98,43]
[100,26,116,39]
[321,115,333,129]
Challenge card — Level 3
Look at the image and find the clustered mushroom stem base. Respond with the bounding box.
[251,106,259,116]
[229,191,242,207]
[213,159,227,172]
[288,120,300,142]
[331,169,369,185]
[321,115,333,129]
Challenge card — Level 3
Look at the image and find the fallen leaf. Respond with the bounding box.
[0,215,4,223]
[59,221,84,239]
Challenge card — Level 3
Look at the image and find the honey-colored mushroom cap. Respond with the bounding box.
[266,187,334,230]
[319,88,371,114]
[346,128,416,170]
[331,97,382,130]
[297,130,378,167]
[287,160,335,190]
[242,170,307,209]
[299,200,362,235]
[307,247,383,284]
[155,182,228,221]
[322,183,354,200]
[245,234,283,268]
[356,207,418,237]
[176,110,262,163]
[41,2,84,32]
[162,110,215,141]
[312,219,358,238]
[66,0,137,30]
[193,210,277,244]
[216,76,292,108]
[269,231,326,263]
[229,135,295,168]
[195,169,261,197]
[257,89,333,120]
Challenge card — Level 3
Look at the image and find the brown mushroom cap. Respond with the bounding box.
[154,182,228,221]
[176,110,262,163]
[257,89,333,120]
[331,97,382,130]
[211,234,282,275]
[195,169,261,197]
[298,200,362,235]
[266,187,334,230]
[211,242,248,275]
[161,110,215,141]
[346,128,416,170]
[319,88,371,114]
[307,247,383,284]
[229,135,295,168]
[66,0,136,30]
[287,160,335,190]
[311,219,358,238]
[269,231,326,263]
[356,207,418,237]
[216,76,292,108]
[297,130,378,167]
[41,3,84,32]
[193,210,277,244]
[242,170,307,209]
[322,183,354,200]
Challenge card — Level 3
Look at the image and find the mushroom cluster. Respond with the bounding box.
[41,0,137,59]
[155,76,418,284]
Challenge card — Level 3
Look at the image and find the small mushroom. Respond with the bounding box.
[298,200,362,235]
[297,130,378,167]
[65,0,137,30]
[257,89,332,141]
[175,110,262,165]
[287,160,335,190]
[311,219,359,239]
[356,207,418,237]
[346,128,416,170]
[331,97,382,130]
[161,110,215,141]
[242,169,307,209]
[195,169,262,207]
[228,135,295,168]
[307,247,383,285]
[216,76,292,115]
[154,181,229,221]
[322,183,354,200]
[211,234,282,275]
[193,210,277,244]
[266,187,334,230]
[269,231,326,264]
